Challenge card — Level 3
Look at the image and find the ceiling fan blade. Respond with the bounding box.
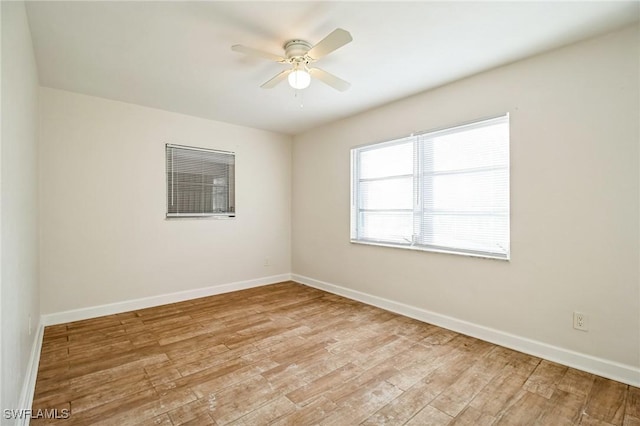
[231,45,286,63]
[261,69,292,89]
[309,68,351,92]
[306,28,352,60]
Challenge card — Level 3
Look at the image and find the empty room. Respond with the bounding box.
[1,1,639,425]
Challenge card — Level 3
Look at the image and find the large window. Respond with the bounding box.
[166,144,235,218]
[351,115,509,259]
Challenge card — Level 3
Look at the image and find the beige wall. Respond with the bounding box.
[1,1,41,413]
[39,88,292,314]
[292,25,639,367]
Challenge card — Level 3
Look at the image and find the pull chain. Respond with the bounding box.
[294,88,304,108]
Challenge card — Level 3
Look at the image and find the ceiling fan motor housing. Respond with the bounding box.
[284,40,312,60]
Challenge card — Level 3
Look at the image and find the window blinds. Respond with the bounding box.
[166,144,235,218]
[351,114,510,259]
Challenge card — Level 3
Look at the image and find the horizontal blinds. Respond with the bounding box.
[352,114,510,259]
[421,115,509,257]
[166,144,235,217]
[356,138,414,244]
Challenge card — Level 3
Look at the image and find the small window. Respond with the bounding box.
[166,144,235,218]
[351,115,510,259]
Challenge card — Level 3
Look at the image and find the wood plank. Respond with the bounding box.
[179,413,216,425]
[468,370,528,417]
[65,388,159,425]
[626,386,640,419]
[70,371,152,413]
[522,359,567,398]
[493,390,548,425]
[136,414,173,426]
[322,361,399,404]
[405,405,453,426]
[557,367,596,397]
[261,366,308,395]
[361,374,447,425]
[229,396,296,425]
[205,375,282,425]
[286,362,362,405]
[288,347,357,384]
[188,358,278,398]
[350,335,416,371]
[580,417,617,426]
[382,316,440,342]
[537,389,586,425]
[69,353,168,388]
[624,416,640,426]
[422,328,459,345]
[581,376,627,424]
[430,345,511,416]
[319,379,403,425]
[91,388,197,426]
[166,397,212,425]
[271,396,338,426]
[449,406,495,426]
[385,341,455,391]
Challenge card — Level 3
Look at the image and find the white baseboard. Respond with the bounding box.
[17,321,44,426]
[41,274,291,326]
[292,273,640,387]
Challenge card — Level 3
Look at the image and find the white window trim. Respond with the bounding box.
[350,114,510,260]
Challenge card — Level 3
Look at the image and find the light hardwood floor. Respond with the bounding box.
[32,282,639,425]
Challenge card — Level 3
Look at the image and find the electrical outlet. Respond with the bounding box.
[263,257,270,267]
[573,312,588,331]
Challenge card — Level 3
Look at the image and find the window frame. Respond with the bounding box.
[350,114,510,260]
[166,143,236,219]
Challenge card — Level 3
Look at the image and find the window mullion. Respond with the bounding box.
[200,156,204,214]
[351,150,358,240]
[422,136,434,245]
[413,136,423,246]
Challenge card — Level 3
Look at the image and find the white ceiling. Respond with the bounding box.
[25,1,639,135]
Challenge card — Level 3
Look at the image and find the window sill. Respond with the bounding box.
[350,239,510,261]
[166,214,235,220]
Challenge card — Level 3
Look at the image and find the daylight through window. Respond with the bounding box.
[351,115,510,259]
[166,144,235,218]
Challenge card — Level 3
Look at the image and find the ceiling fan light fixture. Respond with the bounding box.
[288,69,311,90]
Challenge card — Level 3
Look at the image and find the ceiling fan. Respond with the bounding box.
[232,28,352,92]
